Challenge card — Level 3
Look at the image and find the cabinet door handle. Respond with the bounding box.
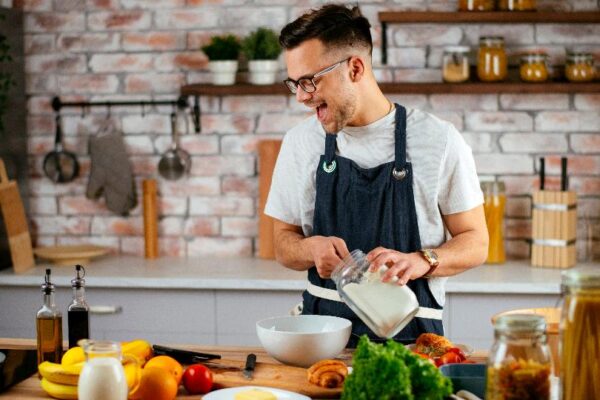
[89,305,123,315]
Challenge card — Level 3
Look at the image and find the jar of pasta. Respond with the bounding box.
[458,0,494,11]
[478,37,507,82]
[481,181,505,264]
[560,268,600,400]
[520,53,549,82]
[497,0,536,11]
[486,314,552,400]
[442,46,470,83]
[565,51,596,82]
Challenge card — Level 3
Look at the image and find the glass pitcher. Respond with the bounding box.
[78,340,133,400]
[482,181,506,264]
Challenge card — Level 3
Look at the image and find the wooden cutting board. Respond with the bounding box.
[257,140,282,259]
[0,158,34,272]
[209,359,343,399]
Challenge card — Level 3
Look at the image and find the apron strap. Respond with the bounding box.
[393,105,408,179]
[306,281,443,320]
[324,133,337,163]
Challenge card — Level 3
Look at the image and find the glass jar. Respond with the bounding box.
[486,314,552,400]
[482,181,506,264]
[520,53,549,82]
[331,249,419,338]
[498,0,536,11]
[478,37,507,82]
[78,340,130,400]
[442,46,470,83]
[458,0,495,11]
[565,52,596,82]
[560,268,600,400]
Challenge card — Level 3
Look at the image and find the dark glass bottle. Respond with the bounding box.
[67,265,90,348]
[36,269,63,365]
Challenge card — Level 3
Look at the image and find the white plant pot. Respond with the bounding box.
[208,60,238,85]
[248,60,279,85]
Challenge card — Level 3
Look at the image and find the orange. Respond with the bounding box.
[144,355,183,384]
[134,366,178,400]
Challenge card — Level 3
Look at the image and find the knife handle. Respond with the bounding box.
[246,353,257,370]
[152,345,221,364]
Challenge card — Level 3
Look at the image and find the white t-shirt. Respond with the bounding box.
[264,106,484,306]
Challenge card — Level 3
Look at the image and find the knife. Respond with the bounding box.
[152,344,221,364]
[243,353,256,380]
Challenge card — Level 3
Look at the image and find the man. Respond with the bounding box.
[265,4,488,347]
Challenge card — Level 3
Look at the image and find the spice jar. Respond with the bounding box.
[565,51,596,82]
[560,268,600,400]
[497,0,536,11]
[458,0,494,11]
[478,37,507,82]
[442,46,470,83]
[520,53,549,82]
[486,314,552,400]
[482,181,505,264]
[331,249,419,338]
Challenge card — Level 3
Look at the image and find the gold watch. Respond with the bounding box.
[420,249,439,278]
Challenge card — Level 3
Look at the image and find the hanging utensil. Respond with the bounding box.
[158,112,191,180]
[43,114,79,183]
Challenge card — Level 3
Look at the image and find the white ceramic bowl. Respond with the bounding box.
[256,315,352,368]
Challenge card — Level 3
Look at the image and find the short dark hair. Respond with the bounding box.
[279,4,372,55]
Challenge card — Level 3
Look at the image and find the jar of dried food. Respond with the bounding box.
[486,314,552,400]
[565,51,596,82]
[520,53,549,82]
[560,268,600,400]
[458,0,494,11]
[478,37,507,82]
[442,46,470,83]
[497,0,536,11]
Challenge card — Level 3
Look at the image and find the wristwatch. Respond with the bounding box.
[420,249,439,278]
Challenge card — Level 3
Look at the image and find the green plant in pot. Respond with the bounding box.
[242,27,282,85]
[201,34,241,85]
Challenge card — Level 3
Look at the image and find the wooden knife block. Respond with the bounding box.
[531,190,577,269]
[0,158,34,272]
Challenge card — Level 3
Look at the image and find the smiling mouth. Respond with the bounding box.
[316,103,328,122]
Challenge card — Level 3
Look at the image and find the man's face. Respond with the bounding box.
[284,39,357,134]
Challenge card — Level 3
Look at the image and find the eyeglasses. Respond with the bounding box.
[283,57,351,94]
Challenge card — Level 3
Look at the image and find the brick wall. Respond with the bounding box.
[8,0,600,260]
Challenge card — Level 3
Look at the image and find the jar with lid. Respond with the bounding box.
[481,181,505,264]
[331,249,419,338]
[560,268,600,400]
[520,53,549,82]
[458,0,494,11]
[486,314,552,400]
[442,46,470,83]
[497,0,536,11]
[565,51,596,82]
[478,37,507,82]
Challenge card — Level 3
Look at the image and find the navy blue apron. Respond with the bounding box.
[301,105,443,348]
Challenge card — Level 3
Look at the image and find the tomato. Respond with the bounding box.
[436,351,463,366]
[447,347,466,362]
[182,364,213,394]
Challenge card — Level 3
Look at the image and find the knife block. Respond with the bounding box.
[531,190,577,269]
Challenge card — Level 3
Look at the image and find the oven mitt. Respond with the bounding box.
[86,126,137,216]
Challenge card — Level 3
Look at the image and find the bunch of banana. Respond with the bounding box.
[39,340,150,400]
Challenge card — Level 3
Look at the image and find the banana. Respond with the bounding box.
[123,358,142,391]
[38,361,84,385]
[122,339,153,366]
[40,378,78,400]
[61,346,85,365]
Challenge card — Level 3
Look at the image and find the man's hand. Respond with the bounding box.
[306,235,350,279]
[366,247,430,285]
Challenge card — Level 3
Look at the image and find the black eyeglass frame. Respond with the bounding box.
[283,57,351,94]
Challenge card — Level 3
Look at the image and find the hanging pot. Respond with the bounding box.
[158,112,191,180]
[43,114,79,183]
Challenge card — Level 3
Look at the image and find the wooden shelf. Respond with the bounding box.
[181,82,600,96]
[378,11,600,24]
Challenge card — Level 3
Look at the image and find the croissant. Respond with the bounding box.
[307,359,348,388]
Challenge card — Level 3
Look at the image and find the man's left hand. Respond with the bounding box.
[366,247,430,285]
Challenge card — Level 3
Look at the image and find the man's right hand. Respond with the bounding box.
[306,235,350,279]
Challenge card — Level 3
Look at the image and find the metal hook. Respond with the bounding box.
[106,103,111,119]
[141,103,146,118]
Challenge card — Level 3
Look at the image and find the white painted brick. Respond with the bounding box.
[120,236,186,257]
[155,135,219,155]
[500,133,568,153]
[124,73,185,94]
[57,236,119,250]
[26,74,57,94]
[25,54,87,73]
[159,216,184,236]
[183,217,220,236]
[22,0,52,11]
[506,196,531,218]
[120,0,185,9]
[505,218,531,239]
[218,7,287,29]
[159,177,220,196]
[393,68,442,83]
[535,112,600,132]
[474,154,533,175]
[159,197,187,216]
[432,111,464,131]
[91,216,144,236]
[574,94,600,111]
[569,177,600,196]
[122,136,155,155]
[122,114,169,135]
[200,114,256,135]
[57,33,120,52]
[500,94,569,110]
[28,178,86,196]
[25,12,85,33]
[571,134,600,154]
[89,53,154,73]
[536,24,600,44]
[222,96,287,113]
[505,240,530,260]
[24,34,55,54]
[388,95,428,109]
[190,155,255,177]
[462,133,494,153]
[467,112,533,132]
[463,25,534,46]
[392,25,462,46]
[187,238,252,257]
[579,198,600,219]
[87,10,151,31]
[33,216,91,235]
[372,67,394,81]
[222,217,258,237]
[222,177,258,197]
[221,134,282,154]
[56,74,120,94]
[256,113,316,134]
[189,196,254,216]
[29,197,57,215]
[430,94,498,111]
[154,9,219,30]
[59,196,112,215]
[36,236,57,247]
[386,48,427,68]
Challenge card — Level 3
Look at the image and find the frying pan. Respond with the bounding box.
[158,112,191,180]
[43,114,79,183]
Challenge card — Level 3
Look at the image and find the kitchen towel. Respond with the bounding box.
[86,121,137,215]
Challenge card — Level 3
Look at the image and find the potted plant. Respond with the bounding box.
[201,34,241,85]
[242,27,282,85]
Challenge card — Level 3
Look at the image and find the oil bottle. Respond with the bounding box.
[68,264,90,348]
[36,269,63,365]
